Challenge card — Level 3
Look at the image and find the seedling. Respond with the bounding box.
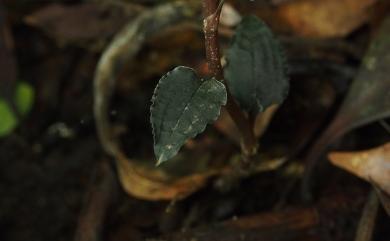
[150,0,289,165]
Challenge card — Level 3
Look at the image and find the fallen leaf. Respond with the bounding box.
[24,3,139,49]
[372,183,390,216]
[328,142,390,196]
[254,104,279,138]
[302,16,390,197]
[278,0,376,38]
[116,153,213,201]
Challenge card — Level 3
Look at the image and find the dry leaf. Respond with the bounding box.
[24,3,138,48]
[116,153,214,201]
[254,104,279,138]
[328,142,390,196]
[278,0,376,38]
[372,183,390,216]
[302,16,390,197]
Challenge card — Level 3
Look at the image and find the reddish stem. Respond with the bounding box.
[202,0,258,157]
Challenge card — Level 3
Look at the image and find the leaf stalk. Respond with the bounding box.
[202,0,258,159]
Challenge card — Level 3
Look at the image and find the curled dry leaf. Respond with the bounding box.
[277,0,377,38]
[116,153,214,201]
[328,142,390,196]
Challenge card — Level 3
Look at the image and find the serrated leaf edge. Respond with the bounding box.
[150,66,227,164]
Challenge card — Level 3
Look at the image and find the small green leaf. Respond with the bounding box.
[15,81,34,116]
[224,15,289,114]
[0,99,18,137]
[0,81,34,137]
[151,66,227,164]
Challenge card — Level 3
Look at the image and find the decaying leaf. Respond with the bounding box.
[254,104,279,138]
[372,183,390,216]
[224,16,289,114]
[334,17,390,131]
[302,16,390,197]
[151,66,227,164]
[116,153,214,201]
[316,15,390,148]
[278,0,377,38]
[328,142,390,196]
[24,3,139,49]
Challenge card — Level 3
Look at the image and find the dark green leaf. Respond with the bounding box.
[224,15,289,114]
[151,66,227,164]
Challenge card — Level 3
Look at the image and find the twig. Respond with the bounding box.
[301,117,347,201]
[74,161,117,241]
[202,0,258,159]
[372,182,390,216]
[379,119,390,135]
[354,189,379,241]
[149,192,364,241]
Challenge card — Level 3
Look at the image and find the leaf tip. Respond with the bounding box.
[156,153,166,166]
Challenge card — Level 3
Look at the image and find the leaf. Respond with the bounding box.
[24,3,140,49]
[302,17,390,197]
[151,66,227,164]
[372,183,390,216]
[277,0,376,38]
[116,154,213,201]
[336,16,390,131]
[224,15,289,114]
[0,81,34,137]
[328,142,390,196]
[0,99,17,137]
[15,81,34,115]
[310,16,390,142]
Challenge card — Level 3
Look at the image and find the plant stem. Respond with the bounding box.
[202,0,258,158]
